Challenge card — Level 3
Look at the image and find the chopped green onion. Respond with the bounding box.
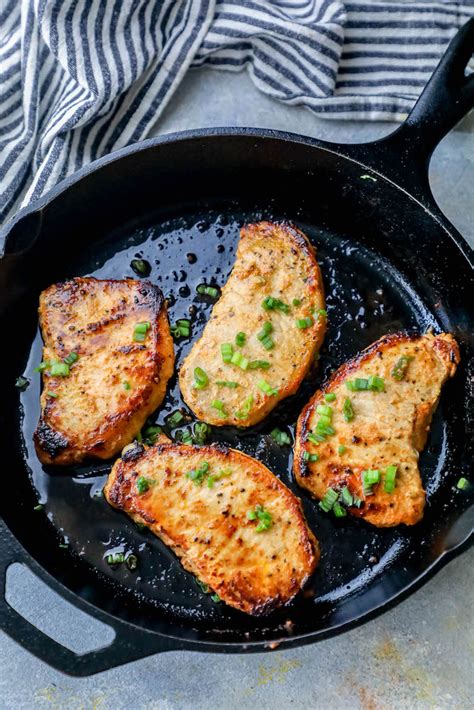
[308,431,326,445]
[258,379,278,396]
[171,325,189,339]
[211,399,227,417]
[46,391,58,398]
[316,404,333,417]
[133,321,151,342]
[143,425,162,445]
[207,467,232,488]
[130,258,151,276]
[126,554,138,571]
[35,361,50,373]
[391,355,413,381]
[303,451,319,463]
[36,354,78,376]
[221,343,233,363]
[346,376,385,392]
[178,428,194,445]
[167,410,184,428]
[362,469,381,495]
[338,444,346,455]
[364,469,381,485]
[257,322,273,339]
[256,518,272,533]
[50,362,70,377]
[316,308,327,319]
[186,461,210,485]
[384,465,398,493]
[248,359,270,370]
[347,378,368,391]
[368,375,385,392]
[106,552,125,565]
[262,296,275,310]
[135,321,150,334]
[63,352,79,366]
[136,476,154,494]
[319,488,339,513]
[360,174,377,182]
[171,319,191,339]
[211,593,221,603]
[262,296,290,313]
[456,477,469,490]
[341,487,353,507]
[193,422,210,445]
[215,380,239,388]
[235,331,246,347]
[197,284,219,299]
[230,351,249,369]
[324,393,336,402]
[270,428,291,446]
[34,504,44,511]
[317,414,332,429]
[259,334,274,350]
[123,381,131,391]
[316,420,335,436]
[342,397,354,422]
[247,504,273,532]
[296,316,313,329]
[193,366,209,389]
[235,395,254,419]
[292,298,301,306]
[333,502,347,518]
[15,375,30,391]
[196,578,210,593]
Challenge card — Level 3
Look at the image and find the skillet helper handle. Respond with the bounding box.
[0,522,177,676]
[344,19,474,201]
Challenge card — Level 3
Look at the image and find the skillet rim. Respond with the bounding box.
[0,515,472,655]
[1,127,473,267]
[0,126,473,662]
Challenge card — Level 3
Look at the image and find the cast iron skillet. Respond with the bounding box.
[0,21,473,677]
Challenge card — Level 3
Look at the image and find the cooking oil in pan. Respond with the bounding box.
[18,204,453,631]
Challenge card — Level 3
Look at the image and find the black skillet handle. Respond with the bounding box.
[0,520,178,676]
[342,18,474,204]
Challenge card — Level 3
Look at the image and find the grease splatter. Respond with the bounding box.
[257,658,301,686]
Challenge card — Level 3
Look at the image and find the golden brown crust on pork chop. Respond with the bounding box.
[104,440,319,615]
[294,332,459,527]
[34,277,174,465]
[179,221,326,426]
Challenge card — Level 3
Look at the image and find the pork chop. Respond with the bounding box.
[179,221,326,426]
[34,277,174,465]
[104,438,319,614]
[294,332,459,527]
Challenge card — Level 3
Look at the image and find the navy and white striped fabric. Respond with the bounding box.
[1,1,472,226]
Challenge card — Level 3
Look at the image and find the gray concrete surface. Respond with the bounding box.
[1,68,473,709]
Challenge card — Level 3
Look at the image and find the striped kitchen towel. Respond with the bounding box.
[0,1,473,227]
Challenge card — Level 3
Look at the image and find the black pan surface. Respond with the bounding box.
[0,22,473,676]
[19,204,448,622]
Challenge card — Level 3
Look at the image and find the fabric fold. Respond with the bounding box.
[0,0,472,226]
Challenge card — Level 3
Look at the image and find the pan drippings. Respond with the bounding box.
[19,204,450,631]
